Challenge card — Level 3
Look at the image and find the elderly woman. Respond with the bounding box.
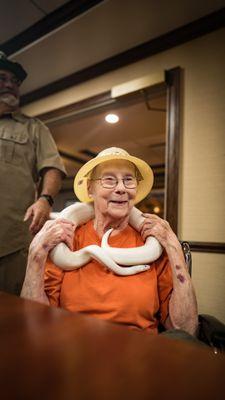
[21,147,198,336]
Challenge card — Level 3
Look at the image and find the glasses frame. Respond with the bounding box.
[0,74,21,87]
[90,176,139,189]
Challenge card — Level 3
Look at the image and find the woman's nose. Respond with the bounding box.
[114,179,126,192]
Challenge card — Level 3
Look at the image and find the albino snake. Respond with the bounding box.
[50,202,163,276]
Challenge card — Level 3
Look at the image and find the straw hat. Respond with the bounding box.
[74,147,154,205]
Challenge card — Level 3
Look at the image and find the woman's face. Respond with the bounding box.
[89,160,137,221]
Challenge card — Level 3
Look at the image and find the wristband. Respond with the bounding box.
[39,194,54,207]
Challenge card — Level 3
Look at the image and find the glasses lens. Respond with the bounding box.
[101,177,117,188]
[124,177,137,188]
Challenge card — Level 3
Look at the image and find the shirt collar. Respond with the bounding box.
[8,110,28,123]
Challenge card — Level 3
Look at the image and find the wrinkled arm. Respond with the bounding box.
[163,233,198,335]
[21,219,75,304]
[21,241,49,304]
[140,214,198,336]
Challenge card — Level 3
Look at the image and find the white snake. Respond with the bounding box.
[50,202,163,276]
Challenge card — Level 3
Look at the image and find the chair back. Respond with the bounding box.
[180,241,192,275]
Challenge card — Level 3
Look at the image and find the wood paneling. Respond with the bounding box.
[190,242,225,254]
[165,67,181,234]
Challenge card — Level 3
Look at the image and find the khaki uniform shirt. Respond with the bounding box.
[0,112,66,257]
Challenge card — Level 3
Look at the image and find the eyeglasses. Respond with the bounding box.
[91,176,139,189]
[0,75,21,86]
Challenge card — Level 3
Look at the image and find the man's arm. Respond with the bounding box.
[21,218,75,303]
[140,214,198,336]
[24,168,63,235]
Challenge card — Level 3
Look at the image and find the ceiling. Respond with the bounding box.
[0,0,69,43]
[1,0,224,97]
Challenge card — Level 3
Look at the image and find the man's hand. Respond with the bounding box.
[24,198,52,235]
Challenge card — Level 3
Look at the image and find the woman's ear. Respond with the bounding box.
[87,180,93,198]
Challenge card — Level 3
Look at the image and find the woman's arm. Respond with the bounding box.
[21,219,75,304]
[140,214,198,336]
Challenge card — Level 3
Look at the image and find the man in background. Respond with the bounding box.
[0,52,66,295]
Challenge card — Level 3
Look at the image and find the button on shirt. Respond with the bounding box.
[0,112,66,257]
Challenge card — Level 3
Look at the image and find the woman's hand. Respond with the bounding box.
[30,218,75,254]
[140,213,179,251]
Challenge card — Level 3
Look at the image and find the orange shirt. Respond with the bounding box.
[45,220,173,334]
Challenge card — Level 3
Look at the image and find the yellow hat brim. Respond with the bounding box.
[74,154,154,205]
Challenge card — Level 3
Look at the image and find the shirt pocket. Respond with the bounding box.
[0,126,29,165]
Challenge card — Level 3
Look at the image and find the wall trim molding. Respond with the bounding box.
[37,90,113,123]
[37,82,166,123]
[189,242,225,254]
[20,8,225,106]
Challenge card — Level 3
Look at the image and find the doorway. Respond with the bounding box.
[38,67,181,233]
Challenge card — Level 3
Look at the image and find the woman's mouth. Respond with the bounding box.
[109,200,128,206]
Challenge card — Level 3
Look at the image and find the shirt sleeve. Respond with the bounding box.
[155,251,173,324]
[34,118,67,177]
[44,231,80,306]
[44,257,65,307]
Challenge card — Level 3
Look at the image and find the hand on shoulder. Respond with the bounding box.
[29,218,75,255]
[140,213,180,251]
